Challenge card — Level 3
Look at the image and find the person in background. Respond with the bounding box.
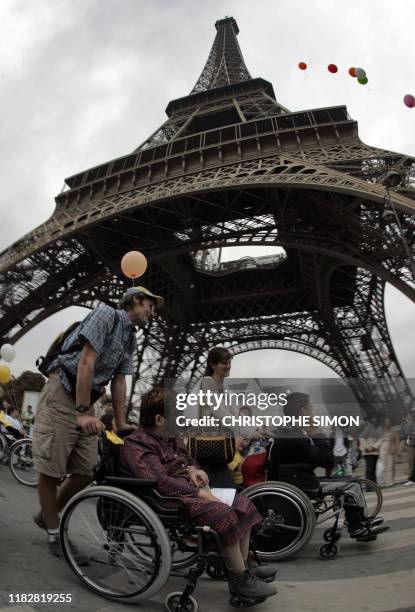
[228,437,249,487]
[329,427,349,475]
[5,407,25,439]
[359,416,383,483]
[238,406,265,451]
[350,437,361,471]
[377,417,400,487]
[22,405,34,425]
[102,398,114,414]
[404,410,415,486]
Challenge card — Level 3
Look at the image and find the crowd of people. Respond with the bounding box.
[0,404,35,441]
[1,284,414,604]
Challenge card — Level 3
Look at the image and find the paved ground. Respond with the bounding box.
[0,456,414,612]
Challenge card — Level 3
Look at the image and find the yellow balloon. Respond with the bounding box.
[0,364,11,384]
[121,251,148,279]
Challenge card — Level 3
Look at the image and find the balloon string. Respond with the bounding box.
[9,380,19,411]
[4,384,17,411]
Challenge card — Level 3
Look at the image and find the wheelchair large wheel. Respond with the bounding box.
[60,486,172,600]
[8,439,37,487]
[243,481,315,561]
[170,538,198,571]
[354,478,383,518]
[0,433,7,463]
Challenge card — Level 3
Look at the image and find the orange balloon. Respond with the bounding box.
[348,67,357,77]
[121,251,148,279]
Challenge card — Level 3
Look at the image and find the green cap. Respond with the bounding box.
[123,286,164,308]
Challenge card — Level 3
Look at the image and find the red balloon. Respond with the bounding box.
[348,67,357,77]
[403,94,415,108]
[328,64,338,73]
[298,62,307,70]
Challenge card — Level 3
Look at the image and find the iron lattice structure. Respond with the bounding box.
[1,17,414,417]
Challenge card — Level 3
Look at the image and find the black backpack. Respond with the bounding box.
[36,321,82,378]
[36,310,121,402]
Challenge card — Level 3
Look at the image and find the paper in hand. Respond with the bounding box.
[211,488,236,506]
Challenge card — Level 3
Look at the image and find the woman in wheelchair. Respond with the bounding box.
[119,389,278,602]
[266,393,388,541]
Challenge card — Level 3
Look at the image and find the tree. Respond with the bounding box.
[1,371,45,412]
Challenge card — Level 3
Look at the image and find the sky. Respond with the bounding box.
[1,0,414,385]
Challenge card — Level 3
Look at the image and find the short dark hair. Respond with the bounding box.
[118,294,146,310]
[283,392,310,418]
[101,413,114,431]
[139,389,166,428]
[204,347,232,376]
[118,292,157,310]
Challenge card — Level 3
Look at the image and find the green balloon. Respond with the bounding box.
[358,76,368,85]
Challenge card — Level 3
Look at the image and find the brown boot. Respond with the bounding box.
[229,570,277,600]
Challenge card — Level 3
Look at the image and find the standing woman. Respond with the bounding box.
[377,417,400,486]
[195,347,235,487]
[199,347,233,419]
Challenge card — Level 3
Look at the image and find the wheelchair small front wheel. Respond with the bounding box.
[319,543,339,559]
[323,529,341,543]
[165,591,198,612]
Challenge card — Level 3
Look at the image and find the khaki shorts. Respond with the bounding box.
[32,373,98,479]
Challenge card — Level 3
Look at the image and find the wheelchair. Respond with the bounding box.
[0,425,36,487]
[243,461,383,562]
[59,436,276,610]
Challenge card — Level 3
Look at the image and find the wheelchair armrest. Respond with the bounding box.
[277,463,321,499]
[142,488,188,510]
[105,476,158,487]
[140,489,189,522]
[105,476,188,518]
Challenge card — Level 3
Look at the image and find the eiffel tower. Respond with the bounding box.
[1,17,414,418]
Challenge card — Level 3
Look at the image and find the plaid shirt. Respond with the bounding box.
[48,305,137,393]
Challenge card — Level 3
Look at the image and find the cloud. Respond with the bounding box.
[1,0,414,386]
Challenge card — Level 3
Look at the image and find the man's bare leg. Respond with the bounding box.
[37,473,60,529]
[37,473,92,528]
[57,474,92,511]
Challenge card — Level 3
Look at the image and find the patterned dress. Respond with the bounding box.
[120,427,261,545]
